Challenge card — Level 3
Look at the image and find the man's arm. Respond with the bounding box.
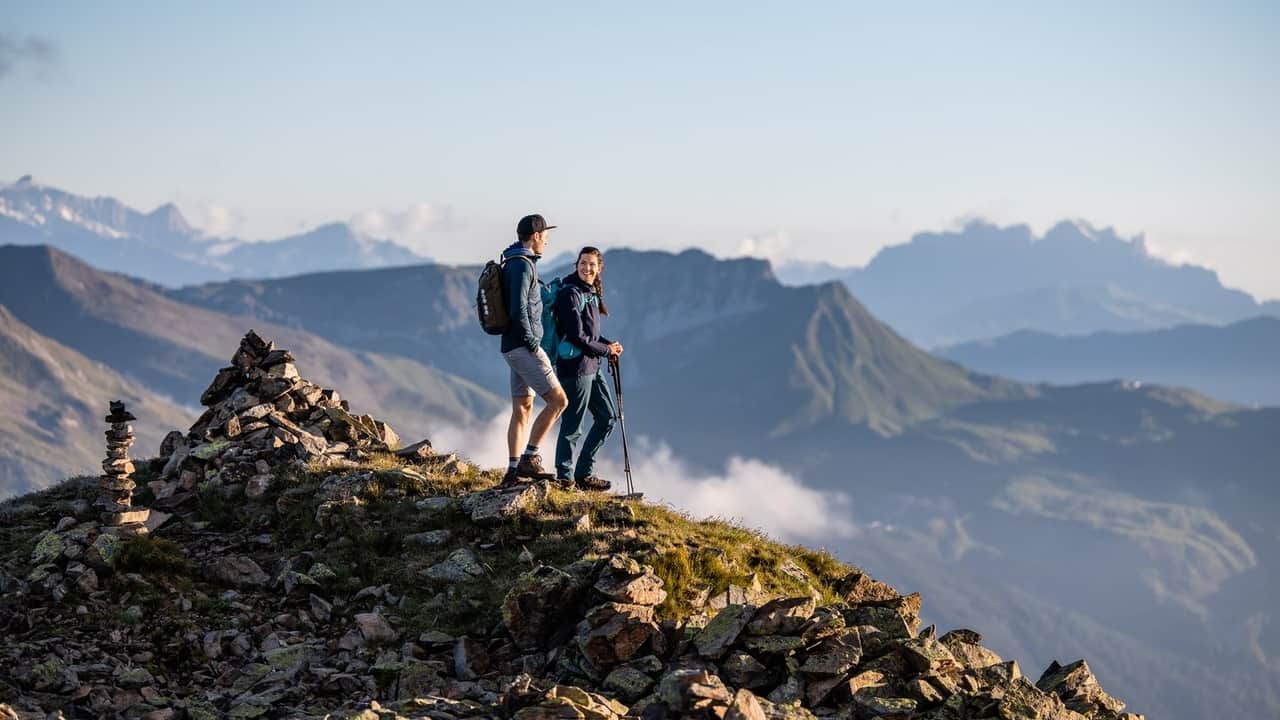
[504,258,539,351]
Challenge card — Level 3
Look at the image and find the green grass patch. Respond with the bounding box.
[117,535,193,576]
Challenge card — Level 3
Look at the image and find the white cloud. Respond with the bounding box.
[195,203,247,238]
[1142,234,1197,267]
[431,413,858,544]
[736,230,793,264]
[350,202,460,254]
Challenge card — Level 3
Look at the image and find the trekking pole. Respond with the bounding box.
[608,356,638,498]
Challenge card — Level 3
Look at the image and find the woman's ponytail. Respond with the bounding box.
[594,276,608,316]
[579,246,609,316]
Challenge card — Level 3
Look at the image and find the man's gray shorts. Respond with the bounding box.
[502,346,560,398]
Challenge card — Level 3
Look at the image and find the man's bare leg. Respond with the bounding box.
[527,386,568,449]
[507,396,534,459]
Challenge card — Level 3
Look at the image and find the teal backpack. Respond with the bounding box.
[539,278,595,365]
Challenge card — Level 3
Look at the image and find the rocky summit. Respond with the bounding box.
[0,333,1140,719]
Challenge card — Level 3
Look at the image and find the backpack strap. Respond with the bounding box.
[502,254,538,290]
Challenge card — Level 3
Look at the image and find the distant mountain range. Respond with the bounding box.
[938,317,1280,407]
[0,176,424,285]
[4,209,1279,717]
[0,244,502,496]
[0,305,192,491]
[780,220,1280,348]
[161,245,1280,719]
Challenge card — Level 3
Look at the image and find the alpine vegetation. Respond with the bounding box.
[0,333,1140,719]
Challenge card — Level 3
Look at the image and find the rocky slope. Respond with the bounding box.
[0,333,1140,719]
[0,245,502,498]
[0,305,193,495]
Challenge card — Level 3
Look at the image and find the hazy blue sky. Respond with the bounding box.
[3,2,1277,298]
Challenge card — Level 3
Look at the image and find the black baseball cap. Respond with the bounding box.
[517,214,557,236]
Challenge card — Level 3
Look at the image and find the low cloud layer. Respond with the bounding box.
[430,413,857,544]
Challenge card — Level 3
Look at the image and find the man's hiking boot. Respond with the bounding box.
[514,453,556,481]
[499,467,526,487]
[575,475,611,492]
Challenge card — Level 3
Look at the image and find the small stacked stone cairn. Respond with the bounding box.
[156,330,402,499]
[96,400,149,536]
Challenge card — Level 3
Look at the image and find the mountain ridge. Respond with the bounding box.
[0,303,192,493]
[937,316,1280,407]
[0,244,503,498]
[0,337,1146,719]
[0,178,425,285]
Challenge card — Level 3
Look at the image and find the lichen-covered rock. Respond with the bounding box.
[721,651,774,689]
[695,603,757,659]
[30,531,65,565]
[853,694,917,719]
[899,636,960,674]
[799,637,862,676]
[603,665,654,702]
[748,596,816,636]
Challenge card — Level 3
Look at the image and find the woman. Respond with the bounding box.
[553,246,624,491]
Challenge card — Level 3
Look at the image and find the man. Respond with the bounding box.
[499,214,569,485]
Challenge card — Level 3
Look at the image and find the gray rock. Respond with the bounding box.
[462,485,544,526]
[116,665,155,688]
[657,668,732,713]
[721,652,773,689]
[502,565,585,651]
[423,549,486,582]
[577,602,662,669]
[205,556,270,588]
[799,637,861,676]
[694,604,756,659]
[31,531,64,565]
[747,596,815,636]
[355,612,397,645]
[594,555,667,606]
[309,593,333,623]
[853,695,917,718]
[404,529,453,549]
[454,636,490,680]
[1036,659,1127,716]
[604,666,655,702]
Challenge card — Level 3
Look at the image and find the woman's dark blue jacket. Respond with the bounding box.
[553,273,613,378]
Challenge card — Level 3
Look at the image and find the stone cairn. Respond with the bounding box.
[156,330,404,499]
[96,400,149,536]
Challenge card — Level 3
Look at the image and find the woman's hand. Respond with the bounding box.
[608,342,624,358]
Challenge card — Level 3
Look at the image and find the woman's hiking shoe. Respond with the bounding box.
[514,453,556,481]
[575,475,612,491]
